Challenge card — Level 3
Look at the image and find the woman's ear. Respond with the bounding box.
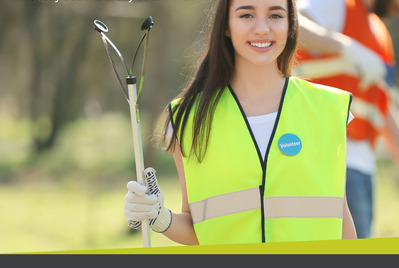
[225,28,230,37]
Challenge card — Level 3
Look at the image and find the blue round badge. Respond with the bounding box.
[278,133,302,156]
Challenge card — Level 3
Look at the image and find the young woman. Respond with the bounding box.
[124,0,357,245]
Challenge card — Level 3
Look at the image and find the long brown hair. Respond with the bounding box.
[157,0,299,162]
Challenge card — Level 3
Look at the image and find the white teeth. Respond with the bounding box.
[250,42,272,48]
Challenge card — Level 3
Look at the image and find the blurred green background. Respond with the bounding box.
[0,0,398,253]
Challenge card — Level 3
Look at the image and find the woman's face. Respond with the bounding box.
[226,0,289,68]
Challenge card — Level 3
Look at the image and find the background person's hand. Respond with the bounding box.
[342,38,387,90]
[124,167,172,233]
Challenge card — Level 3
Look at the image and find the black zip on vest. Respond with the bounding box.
[228,77,289,243]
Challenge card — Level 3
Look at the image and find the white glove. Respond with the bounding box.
[341,38,387,90]
[124,167,172,233]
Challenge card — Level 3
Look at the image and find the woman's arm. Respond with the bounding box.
[342,194,357,239]
[162,143,199,245]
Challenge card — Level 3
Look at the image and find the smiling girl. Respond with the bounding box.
[124,0,357,245]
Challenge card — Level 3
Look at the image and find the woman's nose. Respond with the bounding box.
[253,17,270,36]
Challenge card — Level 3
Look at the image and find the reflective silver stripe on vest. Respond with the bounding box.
[190,188,344,224]
[190,187,260,224]
[264,196,344,218]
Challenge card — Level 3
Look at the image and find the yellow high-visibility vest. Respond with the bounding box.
[170,76,352,245]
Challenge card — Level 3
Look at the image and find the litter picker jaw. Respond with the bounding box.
[94,20,108,33]
[131,16,154,105]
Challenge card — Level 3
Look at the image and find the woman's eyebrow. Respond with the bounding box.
[234,5,287,13]
[235,5,255,12]
[269,6,287,13]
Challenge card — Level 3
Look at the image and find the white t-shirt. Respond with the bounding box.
[247,112,278,161]
[297,0,347,32]
[296,0,377,175]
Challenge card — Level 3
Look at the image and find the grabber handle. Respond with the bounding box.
[126,76,151,248]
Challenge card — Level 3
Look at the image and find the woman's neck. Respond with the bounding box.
[230,61,287,116]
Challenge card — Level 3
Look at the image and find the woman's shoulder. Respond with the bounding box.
[289,76,350,97]
[169,86,228,111]
[169,97,182,108]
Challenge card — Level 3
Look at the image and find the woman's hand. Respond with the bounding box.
[124,168,172,233]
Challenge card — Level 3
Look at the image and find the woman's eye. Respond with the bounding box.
[239,13,254,19]
[270,14,284,19]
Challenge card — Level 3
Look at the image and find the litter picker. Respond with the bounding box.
[93,17,154,248]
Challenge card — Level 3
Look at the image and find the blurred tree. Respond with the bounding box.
[22,2,102,152]
[0,0,210,162]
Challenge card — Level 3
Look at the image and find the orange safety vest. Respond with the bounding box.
[296,0,395,147]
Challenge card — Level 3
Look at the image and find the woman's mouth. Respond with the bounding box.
[249,42,273,48]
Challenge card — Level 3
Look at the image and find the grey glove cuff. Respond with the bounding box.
[150,206,172,233]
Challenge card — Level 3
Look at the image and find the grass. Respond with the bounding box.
[0,177,183,253]
[0,113,398,253]
[374,159,399,238]
[0,112,183,253]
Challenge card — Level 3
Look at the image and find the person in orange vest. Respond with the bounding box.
[124,0,357,245]
[295,0,399,238]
